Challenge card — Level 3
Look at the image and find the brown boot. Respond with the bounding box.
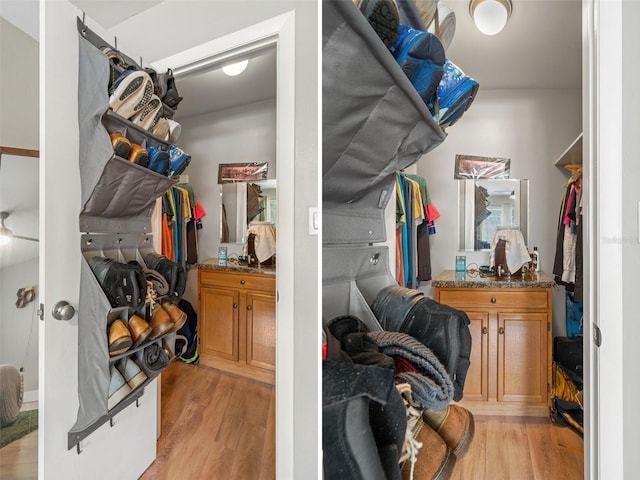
[128,314,152,348]
[161,301,187,332]
[109,131,131,159]
[108,319,133,356]
[149,303,174,340]
[423,404,475,458]
[400,418,456,480]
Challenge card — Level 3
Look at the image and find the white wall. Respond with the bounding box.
[178,98,277,260]
[0,16,38,149]
[415,88,581,330]
[0,258,39,398]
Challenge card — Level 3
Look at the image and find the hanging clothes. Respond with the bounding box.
[160,183,204,267]
[395,173,439,287]
[553,172,583,302]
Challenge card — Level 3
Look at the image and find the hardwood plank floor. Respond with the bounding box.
[450,415,584,480]
[139,361,275,480]
[0,367,583,480]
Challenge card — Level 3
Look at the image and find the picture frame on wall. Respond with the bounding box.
[454,154,511,179]
[218,162,269,183]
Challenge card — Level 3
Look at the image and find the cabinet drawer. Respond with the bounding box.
[438,289,548,310]
[199,269,275,293]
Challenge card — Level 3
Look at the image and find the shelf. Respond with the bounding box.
[554,133,582,170]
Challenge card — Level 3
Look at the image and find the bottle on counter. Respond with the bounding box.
[531,246,540,272]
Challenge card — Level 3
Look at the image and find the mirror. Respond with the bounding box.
[220,179,277,244]
[458,179,529,251]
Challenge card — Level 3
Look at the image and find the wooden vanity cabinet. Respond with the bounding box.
[198,268,276,385]
[434,285,552,416]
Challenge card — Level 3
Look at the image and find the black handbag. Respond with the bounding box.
[89,256,147,310]
[144,253,186,301]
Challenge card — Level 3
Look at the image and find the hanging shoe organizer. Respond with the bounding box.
[322,1,446,325]
[68,19,177,452]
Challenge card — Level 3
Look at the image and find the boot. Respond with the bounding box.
[108,319,132,356]
[423,404,475,458]
[400,418,456,480]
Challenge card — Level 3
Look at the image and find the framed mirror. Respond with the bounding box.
[220,178,277,245]
[458,178,529,251]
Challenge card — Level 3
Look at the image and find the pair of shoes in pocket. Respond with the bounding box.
[107,358,148,410]
[109,131,149,167]
[108,314,153,357]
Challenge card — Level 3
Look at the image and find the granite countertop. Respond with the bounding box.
[196,258,276,276]
[432,270,554,289]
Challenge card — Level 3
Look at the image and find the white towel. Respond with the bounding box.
[490,227,531,274]
[245,222,276,263]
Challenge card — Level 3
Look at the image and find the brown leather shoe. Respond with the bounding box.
[109,131,131,159]
[128,314,152,348]
[108,319,133,356]
[423,404,475,458]
[162,301,187,332]
[149,303,173,340]
[129,143,149,167]
[401,418,456,480]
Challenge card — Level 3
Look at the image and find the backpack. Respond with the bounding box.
[428,59,479,128]
[391,24,445,108]
[371,285,472,401]
[174,299,199,364]
[144,253,186,301]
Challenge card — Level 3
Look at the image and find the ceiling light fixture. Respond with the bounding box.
[0,212,13,246]
[469,0,512,36]
[222,59,249,77]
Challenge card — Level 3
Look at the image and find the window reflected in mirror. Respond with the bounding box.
[458,179,529,251]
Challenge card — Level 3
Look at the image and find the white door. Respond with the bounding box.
[39,3,158,478]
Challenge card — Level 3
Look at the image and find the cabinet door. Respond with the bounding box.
[246,292,276,371]
[497,312,548,404]
[462,311,490,402]
[200,286,240,362]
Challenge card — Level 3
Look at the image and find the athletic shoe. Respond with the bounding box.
[116,357,147,390]
[354,0,400,49]
[146,145,170,175]
[109,70,154,119]
[168,144,191,177]
[108,364,132,410]
[130,94,162,131]
[167,119,182,143]
[152,117,170,141]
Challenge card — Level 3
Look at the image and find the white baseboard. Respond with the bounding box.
[23,389,38,403]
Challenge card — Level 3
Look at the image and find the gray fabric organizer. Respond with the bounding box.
[68,22,176,452]
[322,1,446,329]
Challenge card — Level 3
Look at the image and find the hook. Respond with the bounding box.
[115,36,118,52]
[110,417,115,427]
[140,57,143,68]
[81,12,87,36]
[76,440,82,455]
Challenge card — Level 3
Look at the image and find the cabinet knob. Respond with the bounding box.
[247,305,252,311]
[490,297,497,304]
[498,326,505,335]
[233,303,238,309]
[240,280,246,285]
[482,327,488,334]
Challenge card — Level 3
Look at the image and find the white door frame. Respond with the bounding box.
[152,12,296,479]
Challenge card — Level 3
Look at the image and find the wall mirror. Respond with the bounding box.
[220,178,277,244]
[458,178,529,251]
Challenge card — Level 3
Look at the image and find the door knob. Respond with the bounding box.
[52,301,75,321]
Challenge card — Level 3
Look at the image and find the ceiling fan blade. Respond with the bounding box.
[13,234,39,243]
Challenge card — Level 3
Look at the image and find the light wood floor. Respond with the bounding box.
[450,415,584,480]
[0,367,583,480]
[139,361,275,480]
